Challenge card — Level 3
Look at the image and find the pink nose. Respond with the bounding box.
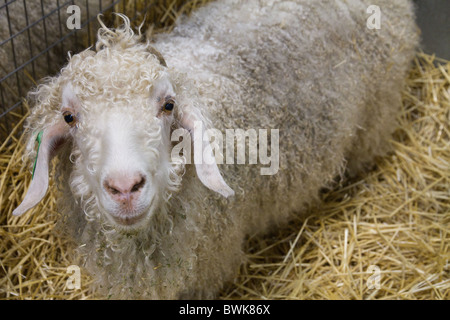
[104,173,146,203]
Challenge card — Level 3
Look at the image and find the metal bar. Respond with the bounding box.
[70,0,78,48]
[40,0,51,74]
[0,83,12,135]
[0,99,22,119]
[0,0,18,11]
[23,0,37,80]
[5,0,24,107]
[57,0,66,57]
[85,0,92,45]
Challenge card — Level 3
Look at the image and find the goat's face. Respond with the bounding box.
[13,43,234,229]
[69,75,178,228]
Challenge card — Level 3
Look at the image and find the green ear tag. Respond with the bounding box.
[32,130,44,180]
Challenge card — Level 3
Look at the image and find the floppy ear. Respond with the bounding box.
[180,108,234,198]
[149,50,233,198]
[13,84,79,216]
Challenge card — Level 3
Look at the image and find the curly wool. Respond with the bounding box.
[21,0,418,299]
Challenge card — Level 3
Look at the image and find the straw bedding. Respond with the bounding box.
[0,1,448,300]
[221,53,449,300]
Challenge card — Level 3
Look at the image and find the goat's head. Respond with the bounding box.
[13,16,234,229]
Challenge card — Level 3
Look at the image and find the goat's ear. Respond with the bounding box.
[148,46,167,67]
[13,84,79,216]
[180,109,235,198]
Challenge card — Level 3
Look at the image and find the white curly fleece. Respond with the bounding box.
[18,0,417,298]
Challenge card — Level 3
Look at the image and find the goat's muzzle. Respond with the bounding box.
[102,172,150,226]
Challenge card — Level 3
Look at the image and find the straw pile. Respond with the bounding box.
[1,1,449,300]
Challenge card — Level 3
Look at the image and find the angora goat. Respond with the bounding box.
[13,0,418,299]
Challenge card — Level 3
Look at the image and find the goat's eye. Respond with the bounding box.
[63,111,77,127]
[163,101,174,113]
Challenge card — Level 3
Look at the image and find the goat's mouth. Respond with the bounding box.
[109,206,151,227]
[111,212,146,226]
[113,214,145,227]
[108,201,153,228]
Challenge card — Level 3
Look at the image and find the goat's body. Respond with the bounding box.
[50,0,418,299]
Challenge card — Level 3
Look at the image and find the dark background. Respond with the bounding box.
[414,0,450,60]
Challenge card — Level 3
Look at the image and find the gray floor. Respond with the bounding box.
[413,0,450,60]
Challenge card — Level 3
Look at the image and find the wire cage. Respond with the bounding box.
[0,0,177,142]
